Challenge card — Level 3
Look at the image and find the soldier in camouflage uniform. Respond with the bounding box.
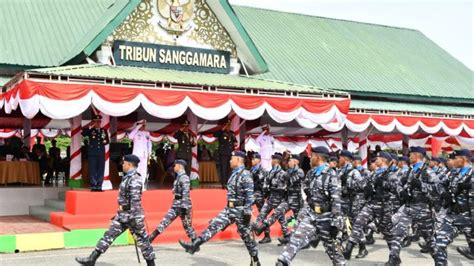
[433,149,473,265]
[148,159,196,243]
[75,154,155,266]
[343,151,397,261]
[276,146,347,266]
[286,154,305,221]
[388,147,440,265]
[250,152,268,212]
[253,152,290,244]
[179,151,261,266]
[339,151,368,258]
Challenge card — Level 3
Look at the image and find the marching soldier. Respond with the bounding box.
[250,152,268,212]
[179,151,261,266]
[433,149,473,265]
[214,119,237,189]
[129,119,152,189]
[388,147,439,265]
[253,152,290,244]
[81,115,109,191]
[174,119,196,176]
[343,151,396,261]
[148,159,197,243]
[276,146,346,266]
[286,154,305,221]
[339,150,368,258]
[75,154,155,266]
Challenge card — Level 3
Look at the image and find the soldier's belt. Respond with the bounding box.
[174,195,182,200]
[227,200,244,208]
[118,205,130,211]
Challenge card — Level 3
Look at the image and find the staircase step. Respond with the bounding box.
[29,205,58,222]
[44,199,65,211]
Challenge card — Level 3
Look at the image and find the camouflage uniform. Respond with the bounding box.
[339,163,363,221]
[250,164,268,211]
[95,169,155,260]
[346,167,396,251]
[180,165,258,259]
[390,162,440,262]
[255,165,290,238]
[278,163,347,265]
[151,170,196,240]
[287,166,305,217]
[432,165,473,265]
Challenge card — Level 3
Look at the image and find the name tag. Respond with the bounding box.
[314,205,322,214]
[228,201,234,208]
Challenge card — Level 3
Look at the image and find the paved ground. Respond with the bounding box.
[0,236,471,265]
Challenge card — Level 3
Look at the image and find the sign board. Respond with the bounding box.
[113,40,231,74]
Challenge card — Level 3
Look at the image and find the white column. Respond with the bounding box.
[23,119,31,149]
[69,115,82,187]
[101,114,113,190]
[187,112,199,181]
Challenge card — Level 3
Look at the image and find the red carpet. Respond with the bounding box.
[50,189,283,243]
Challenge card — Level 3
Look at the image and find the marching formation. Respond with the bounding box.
[75,144,473,266]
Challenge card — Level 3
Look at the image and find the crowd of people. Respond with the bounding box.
[74,120,474,266]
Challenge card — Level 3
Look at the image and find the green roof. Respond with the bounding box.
[233,6,474,103]
[351,99,474,116]
[28,64,346,95]
[0,0,140,67]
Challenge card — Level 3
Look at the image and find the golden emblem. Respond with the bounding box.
[156,0,194,34]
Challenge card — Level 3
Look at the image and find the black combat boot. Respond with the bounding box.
[366,230,375,245]
[146,259,156,266]
[401,236,411,247]
[309,237,320,248]
[457,242,474,260]
[253,223,266,236]
[148,229,160,243]
[343,241,355,260]
[259,229,271,244]
[179,237,204,255]
[385,254,401,266]
[75,250,101,265]
[355,243,368,259]
[419,242,432,253]
[250,255,261,266]
[277,233,291,246]
[276,259,289,266]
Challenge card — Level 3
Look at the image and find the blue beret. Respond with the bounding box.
[329,156,338,162]
[410,146,426,156]
[272,152,283,160]
[311,146,329,155]
[377,151,392,161]
[390,153,399,161]
[231,150,246,158]
[471,157,474,163]
[439,157,447,164]
[174,159,187,167]
[340,150,353,160]
[454,149,472,158]
[399,156,409,163]
[123,154,140,164]
[448,153,456,159]
[289,154,300,161]
[251,152,261,159]
[431,157,441,163]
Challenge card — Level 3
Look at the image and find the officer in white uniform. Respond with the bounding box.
[256,124,274,171]
[129,120,152,189]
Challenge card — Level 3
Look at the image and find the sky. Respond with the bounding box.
[229,0,473,70]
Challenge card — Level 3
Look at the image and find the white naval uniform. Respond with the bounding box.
[256,131,274,171]
[129,125,152,189]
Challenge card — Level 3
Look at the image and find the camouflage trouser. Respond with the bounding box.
[200,208,258,257]
[350,194,366,222]
[263,202,290,236]
[432,211,473,265]
[288,191,303,217]
[278,211,346,265]
[256,201,289,237]
[390,203,434,257]
[348,202,393,246]
[254,191,265,211]
[155,207,197,240]
[96,213,155,260]
[341,197,351,218]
